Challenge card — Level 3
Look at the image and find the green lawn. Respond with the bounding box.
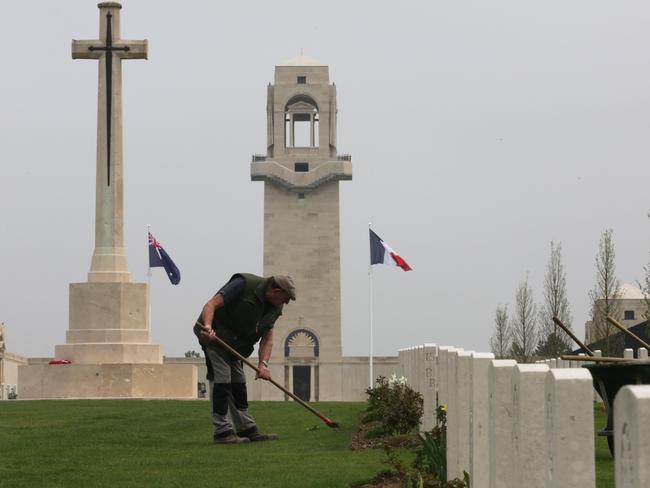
[0,400,384,488]
[0,400,615,488]
[594,403,614,488]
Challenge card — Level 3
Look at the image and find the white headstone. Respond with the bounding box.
[436,346,452,408]
[545,368,595,487]
[624,348,634,359]
[488,359,517,488]
[513,364,549,488]
[615,385,650,487]
[398,348,404,377]
[417,345,425,396]
[453,350,474,479]
[422,344,437,431]
[469,352,495,488]
[637,348,648,360]
[446,348,463,480]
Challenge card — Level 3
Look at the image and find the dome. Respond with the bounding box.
[618,283,645,300]
[277,54,326,67]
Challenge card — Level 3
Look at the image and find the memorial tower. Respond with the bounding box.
[251,55,352,401]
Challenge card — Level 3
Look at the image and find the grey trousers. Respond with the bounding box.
[204,344,257,436]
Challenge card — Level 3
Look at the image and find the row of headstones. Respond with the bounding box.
[537,347,649,369]
[535,348,649,403]
[398,345,650,488]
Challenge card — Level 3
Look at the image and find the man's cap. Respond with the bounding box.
[273,273,296,300]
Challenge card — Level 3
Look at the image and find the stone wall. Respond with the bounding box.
[399,344,650,487]
[0,352,27,400]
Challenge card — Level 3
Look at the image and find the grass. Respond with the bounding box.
[0,400,616,488]
[594,402,614,488]
[0,400,384,488]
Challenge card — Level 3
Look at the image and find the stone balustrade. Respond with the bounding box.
[397,344,650,488]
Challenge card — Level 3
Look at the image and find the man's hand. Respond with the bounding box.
[199,324,216,342]
[256,362,271,381]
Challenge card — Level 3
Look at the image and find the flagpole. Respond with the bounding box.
[369,222,374,389]
[147,224,152,328]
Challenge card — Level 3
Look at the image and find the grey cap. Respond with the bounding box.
[273,273,296,300]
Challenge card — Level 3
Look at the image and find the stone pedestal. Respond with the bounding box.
[55,282,161,364]
[19,363,196,399]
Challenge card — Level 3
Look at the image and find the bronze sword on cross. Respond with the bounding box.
[72,2,147,187]
[87,11,129,186]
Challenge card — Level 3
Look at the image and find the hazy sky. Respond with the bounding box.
[2,1,650,359]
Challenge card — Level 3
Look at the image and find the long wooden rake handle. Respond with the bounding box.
[197,322,339,428]
[553,316,594,356]
[606,316,650,351]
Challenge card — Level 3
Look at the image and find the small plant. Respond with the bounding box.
[414,405,447,482]
[412,405,469,487]
[365,375,423,435]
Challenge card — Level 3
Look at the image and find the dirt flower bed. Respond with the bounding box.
[350,420,419,451]
[352,470,403,488]
[352,377,469,488]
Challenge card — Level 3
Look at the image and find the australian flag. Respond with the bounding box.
[149,232,181,285]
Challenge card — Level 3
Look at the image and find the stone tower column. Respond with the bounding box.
[251,55,352,400]
[72,2,147,283]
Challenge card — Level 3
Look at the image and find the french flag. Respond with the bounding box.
[369,229,412,271]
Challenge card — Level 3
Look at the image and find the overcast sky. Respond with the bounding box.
[2,0,650,359]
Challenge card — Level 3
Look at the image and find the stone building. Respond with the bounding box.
[249,56,397,401]
[584,282,648,344]
[0,323,27,399]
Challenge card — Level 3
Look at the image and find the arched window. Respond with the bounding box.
[284,96,319,148]
[284,328,319,358]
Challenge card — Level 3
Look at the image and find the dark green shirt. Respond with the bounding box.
[194,273,283,357]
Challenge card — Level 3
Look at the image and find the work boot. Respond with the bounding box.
[238,427,279,442]
[213,430,250,445]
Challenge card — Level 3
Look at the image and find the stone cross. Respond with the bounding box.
[72,2,147,283]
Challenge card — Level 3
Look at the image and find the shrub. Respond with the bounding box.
[365,375,423,435]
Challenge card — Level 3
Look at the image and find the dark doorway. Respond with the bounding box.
[293,366,311,402]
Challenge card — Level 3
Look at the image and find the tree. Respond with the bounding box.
[638,213,650,322]
[185,350,202,358]
[537,242,573,357]
[490,305,511,359]
[510,274,538,362]
[640,259,650,324]
[588,229,622,356]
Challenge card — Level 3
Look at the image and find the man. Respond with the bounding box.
[194,272,296,444]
